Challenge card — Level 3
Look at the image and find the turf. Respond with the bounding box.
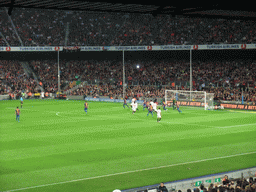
[0,99,256,192]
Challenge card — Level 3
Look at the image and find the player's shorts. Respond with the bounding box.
[132,108,136,111]
[21,101,23,104]
[157,115,161,118]
[84,108,88,111]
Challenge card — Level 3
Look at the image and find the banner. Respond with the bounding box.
[85,97,144,104]
[166,100,256,111]
[220,104,256,110]
[0,47,62,52]
[1,43,256,52]
[166,101,207,107]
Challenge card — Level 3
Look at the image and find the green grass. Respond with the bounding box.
[0,99,256,192]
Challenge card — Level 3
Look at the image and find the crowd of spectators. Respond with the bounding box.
[0,60,40,95]
[188,176,256,192]
[1,8,256,46]
[29,60,59,93]
[0,57,256,102]
[1,8,66,46]
[1,58,256,104]
[154,175,256,192]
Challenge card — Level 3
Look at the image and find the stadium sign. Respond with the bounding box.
[80,46,102,51]
[220,104,256,110]
[159,45,191,50]
[241,44,246,49]
[113,46,147,51]
[193,45,198,50]
[1,44,256,51]
[84,97,144,104]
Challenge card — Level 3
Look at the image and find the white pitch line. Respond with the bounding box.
[216,123,256,129]
[162,122,256,129]
[4,151,256,192]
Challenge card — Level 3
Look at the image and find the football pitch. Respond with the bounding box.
[0,99,256,192]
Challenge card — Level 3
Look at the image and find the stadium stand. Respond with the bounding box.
[1,8,256,46]
[1,58,256,104]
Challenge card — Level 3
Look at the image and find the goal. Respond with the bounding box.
[165,90,214,110]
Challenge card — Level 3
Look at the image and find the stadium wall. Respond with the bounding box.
[122,167,256,192]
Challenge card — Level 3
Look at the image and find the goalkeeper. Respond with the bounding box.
[173,97,176,110]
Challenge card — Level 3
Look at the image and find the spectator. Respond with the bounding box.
[223,175,229,185]
[158,182,168,192]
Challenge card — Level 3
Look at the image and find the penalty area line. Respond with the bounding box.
[4,151,256,192]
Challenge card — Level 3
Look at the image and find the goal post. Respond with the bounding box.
[165,90,214,110]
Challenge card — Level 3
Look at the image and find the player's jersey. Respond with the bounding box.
[132,103,137,111]
[124,99,127,104]
[132,98,136,104]
[15,109,20,115]
[153,103,157,110]
[150,101,154,106]
[149,106,153,111]
[163,101,166,106]
[84,103,88,109]
[146,101,149,107]
[143,101,146,106]
[157,109,161,117]
[20,97,23,102]
[176,103,179,109]
[41,92,44,97]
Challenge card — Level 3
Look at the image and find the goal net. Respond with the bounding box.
[165,90,214,110]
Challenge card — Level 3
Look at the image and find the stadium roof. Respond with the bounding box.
[1,0,256,20]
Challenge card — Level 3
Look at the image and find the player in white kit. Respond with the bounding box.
[132,102,137,114]
[41,91,44,99]
[153,102,157,113]
[156,107,161,123]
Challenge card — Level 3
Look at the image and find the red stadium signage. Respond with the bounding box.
[241,44,246,49]
[221,103,256,110]
[102,46,108,51]
[166,101,256,111]
[166,101,206,107]
[6,47,11,51]
[193,45,198,50]
[147,46,152,50]
[54,47,60,51]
